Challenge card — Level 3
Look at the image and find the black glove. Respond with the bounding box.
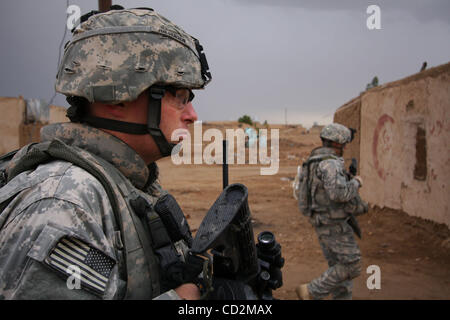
[161,252,205,291]
[349,158,358,176]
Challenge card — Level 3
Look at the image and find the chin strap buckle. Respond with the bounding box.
[149,87,166,100]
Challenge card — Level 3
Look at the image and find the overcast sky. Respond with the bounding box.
[1,1,449,128]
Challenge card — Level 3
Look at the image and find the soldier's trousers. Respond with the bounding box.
[308,220,362,300]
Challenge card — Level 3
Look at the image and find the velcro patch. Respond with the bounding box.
[45,237,115,295]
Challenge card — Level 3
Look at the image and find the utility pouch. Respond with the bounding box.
[129,196,177,261]
[130,194,202,290]
[154,193,193,247]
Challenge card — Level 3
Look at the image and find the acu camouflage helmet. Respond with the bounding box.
[320,123,352,145]
[54,7,211,157]
[55,8,211,103]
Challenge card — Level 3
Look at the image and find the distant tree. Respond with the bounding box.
[366,76,379,90]
[372,76,379,87]
[238,114,253,126]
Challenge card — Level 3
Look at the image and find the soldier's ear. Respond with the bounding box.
[90,102,126,119]
[105,103,126,117]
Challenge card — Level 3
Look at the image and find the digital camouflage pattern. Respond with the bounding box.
[308,221,361,299]
[0,122,164,299]
[320,123,352,145]
[55,9,207,103]
[303,146,368,300]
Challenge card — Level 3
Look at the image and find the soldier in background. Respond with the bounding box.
[0,7,211,299]
[296,123,368,300]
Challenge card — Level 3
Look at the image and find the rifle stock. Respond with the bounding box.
[189,139,283,299]
[191,183,259,284]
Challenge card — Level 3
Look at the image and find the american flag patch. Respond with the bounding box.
[46,237,115,295]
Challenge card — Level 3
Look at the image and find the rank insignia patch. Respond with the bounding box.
[46,237,115,295]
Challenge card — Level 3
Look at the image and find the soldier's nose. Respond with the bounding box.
[183,103,198,124]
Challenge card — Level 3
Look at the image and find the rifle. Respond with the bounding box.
[190,140,284,299]
[349,157,357,177]
[346,157,362,239]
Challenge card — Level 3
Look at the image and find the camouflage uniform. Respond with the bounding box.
[0,8,211,300]
[304,124,368,300]
[0,122,165,299]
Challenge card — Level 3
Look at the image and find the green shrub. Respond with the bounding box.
[238,115,253,125]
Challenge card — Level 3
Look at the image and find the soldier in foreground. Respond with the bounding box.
[0,7,212,299]
[295,123,368,300]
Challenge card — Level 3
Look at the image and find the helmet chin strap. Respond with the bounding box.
[146,87,176,157]
[321,139,345,156]
[80,86,176,158]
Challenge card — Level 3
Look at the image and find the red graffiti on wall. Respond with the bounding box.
[372,114,395,180]
[430,120,443,136]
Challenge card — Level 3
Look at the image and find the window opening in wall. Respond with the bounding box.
[414,126,427,181]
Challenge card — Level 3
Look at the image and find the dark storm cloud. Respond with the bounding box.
[0,0,449,127]
[234,0,450,25]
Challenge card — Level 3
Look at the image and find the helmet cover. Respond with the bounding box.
[320,123,352,145]
[55,8,210,104]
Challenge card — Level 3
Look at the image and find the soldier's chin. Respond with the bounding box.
[171,136,184,144]
[172,130,189,143]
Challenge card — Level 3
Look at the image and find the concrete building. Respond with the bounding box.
[334,62,450,227]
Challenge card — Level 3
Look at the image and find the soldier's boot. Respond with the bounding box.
[295,284,311,300]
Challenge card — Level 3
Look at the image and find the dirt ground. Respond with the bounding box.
[156,122,450,300]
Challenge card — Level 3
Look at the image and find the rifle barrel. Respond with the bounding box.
[223,139,228,189]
